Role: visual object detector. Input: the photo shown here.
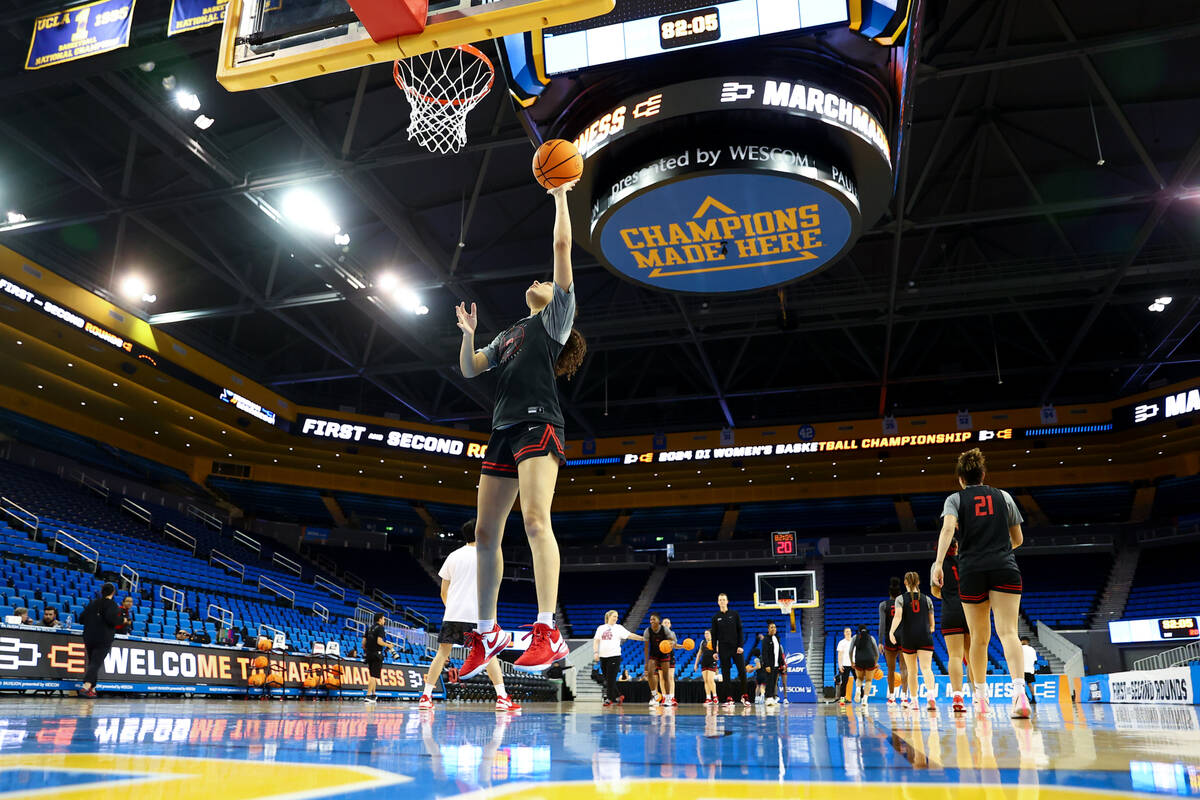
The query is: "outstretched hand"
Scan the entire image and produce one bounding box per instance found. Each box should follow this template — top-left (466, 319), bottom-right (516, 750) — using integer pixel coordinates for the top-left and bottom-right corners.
top-left (455, 302), bottom-right (478, 336)
top-left (547, 179), bottom-right (579, 198)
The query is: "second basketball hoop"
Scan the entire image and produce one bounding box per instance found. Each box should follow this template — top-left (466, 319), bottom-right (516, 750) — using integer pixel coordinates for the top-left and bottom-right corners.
top-left (394, 44), bottom-right (495, 154)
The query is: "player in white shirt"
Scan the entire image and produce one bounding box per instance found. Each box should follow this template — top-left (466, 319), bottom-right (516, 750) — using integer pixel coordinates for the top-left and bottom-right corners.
top-left (419, 520), bottom-right (520, 711)
top-left (593, 610), bottom-right (645, 706)
top-left (835, 628), bottom-right (854, 704)
top-left (1021, 637), bottom-right (1038, 707)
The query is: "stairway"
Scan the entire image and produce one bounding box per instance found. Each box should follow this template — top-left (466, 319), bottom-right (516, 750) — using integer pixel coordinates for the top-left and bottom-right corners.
top-left (1093, 545), bottom-right (1140, 626)
top-left (802, 557), bottom-right (825, 689)
top-left (1018, 615), bottom-right (1064, 673)
top-left (565, 641), bottom-right (604, 702)
top-left (624, 564), bottom-right (667, 631)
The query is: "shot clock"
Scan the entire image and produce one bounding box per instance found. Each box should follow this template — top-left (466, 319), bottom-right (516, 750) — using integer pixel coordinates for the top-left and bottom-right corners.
top-left (772, 531), bottom-right (799, 558)
top-left (659, 8), bottom-right (720, 49)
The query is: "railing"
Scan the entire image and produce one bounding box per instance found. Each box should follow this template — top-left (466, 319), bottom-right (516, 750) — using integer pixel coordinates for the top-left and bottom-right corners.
top-left (1137, 523), bottom-right (1200, 544)
top-left (206, 603), bottom-right (233, 631)
top-left (1133, 641), bottom-right (1200, 672)
top-left (1036, 621), bottom-right (1085, 688)
top-left (186, 504), bottom-right (223, 531)
top-left (120, 497), bottom-right (152, 527)
top-left (159, 584), bottom-right (184, 611)
top-left (313, 602), bottom-right (329, 622)
top-left (314, 575), bottom-right (345, 600)
top-left (209, 550), bottom-right (246, 581)
top-left (0, 497), bottom-right (39, 535)
top-left (313, 554), bottom-right (337, 574)
top-left (344, 571), bottom-right (366, 592)
top-left (344, 617), bottom-right (367, 634)
top-left (119, 564), bottom-right (140, 595)
top-left (52, 529), bottom-right (99, 573)
top-left (163, 523), bottom-right (197, 555)
top-left (371, 588), bottom-right (396, 610)
top-left (401, 606), bottom-right (428, 630)
top-left (258, 575), bottom-right (296, 607)
top-left (272, 552), bottom-right (302, 577)
top-left (233, 530), bottom-right (261, 556)
top-left (257, 623), bottom-right (284, 648)
top-left (72, 471), bottom-right (109, 499)
top-left (356, 598), bottom-right (384, 616)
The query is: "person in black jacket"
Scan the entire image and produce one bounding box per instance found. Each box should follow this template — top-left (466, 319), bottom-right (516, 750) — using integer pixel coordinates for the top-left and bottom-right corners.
top-left (711, 593), bottom-right (749, 707)
top-left (80, 583), bottom-right (122, 697)
top-left (760, 621), bottom-right (788, 706)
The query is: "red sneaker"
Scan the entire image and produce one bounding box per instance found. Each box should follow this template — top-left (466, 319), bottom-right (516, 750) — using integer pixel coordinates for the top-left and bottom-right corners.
top-left (514, 623), bottom-right (568, 673)
top-left (667, 697), bottom-right (678, 707)
top-left (603, 700), bottom-right (612, 707)
top-left (459, 627), bottom-right (511, 680)
top-left (495, 694), bottom-right (521, 711)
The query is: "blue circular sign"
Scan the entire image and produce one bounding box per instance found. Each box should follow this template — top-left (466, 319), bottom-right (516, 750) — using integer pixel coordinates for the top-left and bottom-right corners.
top-left (594, 164), bottom-right (859, 294)
top-left (797, 425), bottom-right (815, 441)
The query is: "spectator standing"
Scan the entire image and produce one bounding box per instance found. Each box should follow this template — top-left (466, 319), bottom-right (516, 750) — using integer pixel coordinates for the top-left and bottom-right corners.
top-left (761, 621), bottom-right (788, 707)
top-left (835, 627), bottom-right (853, 704)
top-left (79, 583), bottom-right (122, 698)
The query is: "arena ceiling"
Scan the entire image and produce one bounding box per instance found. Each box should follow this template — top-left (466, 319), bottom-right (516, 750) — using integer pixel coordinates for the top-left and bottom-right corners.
top-left (1, 0), bottom-right (1198, 439)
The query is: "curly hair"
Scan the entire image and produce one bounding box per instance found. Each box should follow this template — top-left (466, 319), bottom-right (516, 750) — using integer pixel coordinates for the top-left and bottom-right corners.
top-left (956, 447), bottom-right (987, 485)
top-left (554, 328), bottom-right (587, 379)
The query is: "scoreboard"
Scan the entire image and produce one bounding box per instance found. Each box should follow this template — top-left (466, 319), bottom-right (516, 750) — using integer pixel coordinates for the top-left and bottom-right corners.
top-left (772, 530), bottom-right (799, 558)
top-left (1109, 615), bottom-right (1199, 644)
top-left (542, 0), bottom-right (848, 75)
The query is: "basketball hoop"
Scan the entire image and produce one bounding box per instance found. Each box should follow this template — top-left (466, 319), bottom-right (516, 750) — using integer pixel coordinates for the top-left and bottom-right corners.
top-left (778, 598), bottom-right (795, 618)
top-left (393, 44), bottom-right (495, 154)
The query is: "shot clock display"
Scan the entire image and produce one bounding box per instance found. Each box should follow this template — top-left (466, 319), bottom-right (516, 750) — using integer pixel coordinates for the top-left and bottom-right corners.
top-left (659, 8), bottom-right (719, 49)
top-left (1109, 615), bottom-right (1199, 644)
top-left (1160, 616), bottom-right (1200, 640)
top-left (772, 530), bottom-right (798, 558)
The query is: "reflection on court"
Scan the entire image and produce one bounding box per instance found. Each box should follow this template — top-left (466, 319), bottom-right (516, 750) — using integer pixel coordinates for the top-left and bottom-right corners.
top-left (0, 699), bottom-right (1197, 799)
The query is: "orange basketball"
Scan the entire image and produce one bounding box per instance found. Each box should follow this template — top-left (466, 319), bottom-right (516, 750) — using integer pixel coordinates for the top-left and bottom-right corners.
top-left (303, 674), bottom-right (319, 689)
top-left (532, 139), bottom-right (582, 189)
top-left (873, 666), bottom-right (884, 681)
top-left (682, 638), bottom-right (695, 651)
top-left (706, 642), bottom-right (714, 651)
top-left (252, 655), bottom-right (268, 670)
top-left (248, 672), bottom-right (265, 688)
top-left (658, 639), bottom-right (674, 655)
top-left (324, 673), bottom-right (341, 689)
top-left (266, 668), bottom-right (285, 688)
top-left (257, 636), bottom-right (272, 651)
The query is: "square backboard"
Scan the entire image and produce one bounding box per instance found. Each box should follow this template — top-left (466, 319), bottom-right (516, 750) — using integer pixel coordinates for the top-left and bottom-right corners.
top-left (754, 570), bottom-right (819, 611)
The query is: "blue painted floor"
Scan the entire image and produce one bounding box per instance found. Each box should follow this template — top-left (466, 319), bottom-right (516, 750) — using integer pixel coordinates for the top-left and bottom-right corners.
top-left (1, 698), bottom-right (1198, 798)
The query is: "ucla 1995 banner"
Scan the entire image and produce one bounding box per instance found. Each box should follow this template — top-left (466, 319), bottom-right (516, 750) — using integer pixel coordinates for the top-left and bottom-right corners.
top-left (167, 0), bottom-right (228, 36)
top-left (0, 625), bottom-right (435, 697)
top-left (26, 0), bottom-right (136, 70)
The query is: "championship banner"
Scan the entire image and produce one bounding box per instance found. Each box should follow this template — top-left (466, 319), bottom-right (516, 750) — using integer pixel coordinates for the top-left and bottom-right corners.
top-left (26, 0), bottom-right (136, 71)
top-left (0, 626), bottom-right (438, 698)
top-left (1084, 666), bottom-right (1198, 705)
top-left (167, 0), bottom-right (229, 36)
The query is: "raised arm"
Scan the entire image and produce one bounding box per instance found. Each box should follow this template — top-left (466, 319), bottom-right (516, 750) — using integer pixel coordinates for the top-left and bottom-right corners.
top-left (456, 302), bottom-right (491, 378)
top-left (550, 182), bottom-right (576, 291)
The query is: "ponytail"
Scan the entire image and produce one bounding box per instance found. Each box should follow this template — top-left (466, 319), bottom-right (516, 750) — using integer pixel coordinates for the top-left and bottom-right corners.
top-left (555, 328), bottom-right (586, 379)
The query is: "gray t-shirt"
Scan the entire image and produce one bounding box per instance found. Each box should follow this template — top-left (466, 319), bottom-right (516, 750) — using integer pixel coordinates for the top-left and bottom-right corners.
top-left (942, 487), bottom-right (1024, 525)
top-left (480, 283), bottom-right (575, 370)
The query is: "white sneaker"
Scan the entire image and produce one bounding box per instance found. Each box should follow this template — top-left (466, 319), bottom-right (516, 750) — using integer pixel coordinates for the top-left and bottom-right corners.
top-left (1011, 693), bottom-right (1032, 719)
top-left (364, 695), bottom-right (377, 704)
top-left (417, 694), bottom-right (434, 711)
top-left (649, 694), bottom-right (661, 707)
top-left (765, 697), bottom-right (778, 707)
top-left (782, 698), bottom-right (789, 705)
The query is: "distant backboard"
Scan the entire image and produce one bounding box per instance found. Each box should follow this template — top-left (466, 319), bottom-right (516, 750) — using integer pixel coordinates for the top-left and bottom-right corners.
top-left (754, 570), bottom-right (819, 611)
top-left (217, 0), bottom-right (615, 91)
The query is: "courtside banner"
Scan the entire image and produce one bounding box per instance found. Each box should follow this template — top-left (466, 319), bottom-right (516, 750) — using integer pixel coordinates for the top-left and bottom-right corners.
top-left (26, 0), bottom-right (135, 71)
top-left (167, 0), bottom-right (229, 36)
top-left (854, 673), bottom-right (1067, 703)
top-left (0, 626), bottom-right (431, 696)
top-left (1096, 666), bottom-right (1198, 705)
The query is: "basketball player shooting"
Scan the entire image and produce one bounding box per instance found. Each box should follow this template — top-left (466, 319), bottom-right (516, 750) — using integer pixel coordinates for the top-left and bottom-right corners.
top-left (455, 177), bottom-right (587, 679)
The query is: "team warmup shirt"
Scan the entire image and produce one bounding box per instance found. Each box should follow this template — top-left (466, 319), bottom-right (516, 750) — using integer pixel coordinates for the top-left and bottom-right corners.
top-left (942, 485), bottom-right (1024, 574)
top-left (646, 625), bottom-right (673, 660)
top-left (711, 608), bottom-right (744, 647)
top-left (942, 550), bottom-right (961, 598)
top-left (895, 592), bottom-right (934, 650)
top-left (438, 545), bottom-right (480, 623)
top-left (700, 644), bottom-right (717, 670)
top-left (480, 283), bottom-right (576, 431)
top-left (594, 623), bottom-right (632, 659)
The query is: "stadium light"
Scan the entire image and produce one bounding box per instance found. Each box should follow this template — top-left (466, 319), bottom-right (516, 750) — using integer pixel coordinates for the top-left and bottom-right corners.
top-left (333, 232), bottom-right (350, 246)
top-left (377, 272), bottom-right (398, 291)
top-left (1148, 302), bottom-right (1166, 312)
top-left (1155, 296), bottom-right (1173, 305)
top-left (393, 287), bottom-right (421, 313)
top-left (6, 211), bottom-right (26, 224)
top-left (174, 90), bottom-right (201, 112)
top-left (281, 188), bottom-right (340, 237)
top-left (194, 114), bottom-right (215, 130)
top-left (119, 274), bottom-right (148, 301)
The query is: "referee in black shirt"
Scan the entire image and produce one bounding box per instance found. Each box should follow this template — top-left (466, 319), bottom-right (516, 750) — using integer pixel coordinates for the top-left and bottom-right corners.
top-left (711, 593), bottom-right (750, 706)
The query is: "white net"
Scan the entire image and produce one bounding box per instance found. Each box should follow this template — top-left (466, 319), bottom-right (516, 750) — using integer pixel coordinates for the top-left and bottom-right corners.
top-left (393, 45), bottom-right (495, 154)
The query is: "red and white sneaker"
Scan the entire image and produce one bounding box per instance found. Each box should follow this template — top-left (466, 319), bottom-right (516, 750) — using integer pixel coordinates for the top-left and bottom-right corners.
top-left (418, 694), bottom-right (434, 711)
top-left (459, 627), bottom-right (511, 680)
top-left (495, 694), bottom-right (521, 711)
top-left (952, 692), bottom-right (966, 713)
top-left (741, 695), bottom-right (752, 707)
top-left (1010, 693), bottom-right (1031, 719)
top-left (514, 623), bottom-right (568, 673)
top-left (975, 692), bottom-right (989, 716)
top-left (666, 697), bottom-right (678, 707)
top-left (617, 695), bottom-right (624, 705)
top-left (926, 698), bottom-right (937, 712)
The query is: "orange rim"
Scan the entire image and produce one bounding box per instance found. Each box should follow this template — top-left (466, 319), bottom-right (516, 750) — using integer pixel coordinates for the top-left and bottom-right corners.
top-left (393, 44), bottom-right (496, 107)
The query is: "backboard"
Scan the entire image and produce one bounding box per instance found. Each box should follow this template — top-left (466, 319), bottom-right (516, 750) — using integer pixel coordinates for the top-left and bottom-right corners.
top-left (753, 570), bottom-right (819, 612)
top-left (217, 0), bottom-right (615, 92)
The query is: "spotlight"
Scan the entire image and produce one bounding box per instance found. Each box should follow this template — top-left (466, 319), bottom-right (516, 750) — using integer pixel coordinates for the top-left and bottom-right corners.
top-left (118, 274), bottom-right (155, 303)
top-left (1148, 302), bottom-right (1165, 312)
top-left (333, 232), bottom-right (350, 246)
top-left (161, 74), bottom-right (177, 91)
top-left (6, 211), bottom-right (26, 224)
top-left (416, 305), bottom-right (429, 316)
top-left (377, 272), bottom-right (398, 291)
top-left (281, 188), bottom-right (340, 236)
top-left (138, 61), bottom-right (156, 72)
top-left (393, 287), bottom-right (421, 313)
top-left (174, 90), bottom-right (201, 111)
top-left (1155, 296), bottom-right (1173, 305)
top-left (194, 114), bottom-right (215, 130)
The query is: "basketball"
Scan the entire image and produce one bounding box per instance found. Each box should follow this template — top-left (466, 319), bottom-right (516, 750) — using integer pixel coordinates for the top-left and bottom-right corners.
top-left (247, 672), bottom-right (265, 688)
top-left (658, 639), bottom-right (673, 654)
top-left (252, 655), bottom-right (268, 670)
top-left (256, 636), bottom-right (271, 651)
top-left (682, 637), bottom-right (695, 651)
top-left (873, 667), bottom-right (884, 681)
top-left (266, 668), bottom-right (284, 688)
top-left (706, 642), bottom-right (714, 651)
top-left (303, 674), bottom-right (319, 689)
top-left (532, 139), bottom-right (582, 189)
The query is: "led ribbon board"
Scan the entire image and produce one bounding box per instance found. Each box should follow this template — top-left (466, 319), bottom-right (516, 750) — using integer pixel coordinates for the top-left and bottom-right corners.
top-left (1114, 384), bottom-right (1200, 428)
top-left (296, 414), bottom-right (486, 459)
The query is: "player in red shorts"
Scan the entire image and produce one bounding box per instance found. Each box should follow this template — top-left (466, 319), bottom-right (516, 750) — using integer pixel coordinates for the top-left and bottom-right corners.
top-left (644, 614), bottom-right (678, 707)
top-left (699, 629), bottom-right (718, 704)
top-left (931, 536), bottom-right (976, 713)
top-left (454, 181), bottom-right (587, 679)
top-left (878, 576), bottom-right (907, 704)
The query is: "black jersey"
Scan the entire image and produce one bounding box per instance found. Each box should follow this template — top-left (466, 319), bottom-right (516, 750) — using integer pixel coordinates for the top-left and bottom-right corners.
top-left (950, 485), bottom-right (1018, 574)
top-left (942, 550), bottom-right (961, 598)
top-left (897, 592), bottom-right (933, 650)
top-left (700, 643), bottom-right (717, 670)
top-left (481, 285), bottom-right (574, 431)
top-left (646, 625), bottom-right (672, 660)
top-left (878, 597), bottom-right (899, 645)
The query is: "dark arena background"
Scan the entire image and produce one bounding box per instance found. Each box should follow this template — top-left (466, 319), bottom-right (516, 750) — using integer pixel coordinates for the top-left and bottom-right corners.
top-left (0, 0), bottom-right (1199, 798)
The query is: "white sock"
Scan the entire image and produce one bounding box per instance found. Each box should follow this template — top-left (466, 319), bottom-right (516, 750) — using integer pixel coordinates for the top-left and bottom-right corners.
top-left (1012, 679), bottom-right (1025, 699)
top-left (478, 619), bottom-right (496, 634)
top-left (536, 612), bottom-right (554, 627)
top-left (424, 683), bottom-right (436, 696)
top-left (495, 682), bottom-right (506, 698)
top-left (974, 683), bottom-right (987, 700)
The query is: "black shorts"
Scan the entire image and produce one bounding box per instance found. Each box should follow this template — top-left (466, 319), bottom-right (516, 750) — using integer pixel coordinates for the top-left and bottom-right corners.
top-left (481, 423), bottom-right (566, 478)
top-left (366, 656), bottom-right (383, 679)
top-left (959, 568), bottom-right (1023, 604)
top-left (438, 620), bottom-right (473, 645)
top-left (649, 656), bottom-right (674, 670)
top-left (941, 595), bottom-right (967, 635)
